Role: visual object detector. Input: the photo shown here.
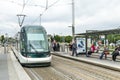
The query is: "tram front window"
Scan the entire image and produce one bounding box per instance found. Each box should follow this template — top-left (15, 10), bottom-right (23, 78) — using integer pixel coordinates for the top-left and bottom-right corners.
top-left (27, 33), bottom-right (48, 52)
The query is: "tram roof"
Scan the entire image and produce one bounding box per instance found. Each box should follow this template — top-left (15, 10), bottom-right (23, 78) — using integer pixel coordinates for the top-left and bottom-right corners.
top-left (75, 28), bottom-right (120, 36)
top-left (22, 25), bottom-right (44, 28)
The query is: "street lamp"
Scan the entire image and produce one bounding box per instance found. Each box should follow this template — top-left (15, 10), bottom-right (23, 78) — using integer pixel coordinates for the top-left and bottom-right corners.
top-left (72, 0), bottom-right (75, 39)
top-left (68, 26), bottom-right (73, 35)
top-left (4, 33), bottom-right (8, 54)
top-left (68, 25), bottom-right (75, 39)
top-left (69, 0), bottom-right (75, 40)
top-left (40, 14), bottom-right (42, 26)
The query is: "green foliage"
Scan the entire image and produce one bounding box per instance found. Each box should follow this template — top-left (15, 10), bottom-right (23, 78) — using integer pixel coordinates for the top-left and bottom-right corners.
top-left (107, 34), bottom-right (113, 43)
top-left (107, 34), bottom-right (120, 43)
top-left (65, 36), bottom-right (72, 43)
top-left (0, 35), bottom-right (5, 43)
top-left (54, 35), bottom-right (61, 42)
top-left (53, 35), bottom-right (72, 43)
top-left (8, 37), bottom-right (16, 43)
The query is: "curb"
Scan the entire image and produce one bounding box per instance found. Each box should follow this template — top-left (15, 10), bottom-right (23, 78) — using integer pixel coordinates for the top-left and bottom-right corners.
top-left (10, 51), bottom-right (31, 80)
top-left (52, 52), bottom-right (120, 72)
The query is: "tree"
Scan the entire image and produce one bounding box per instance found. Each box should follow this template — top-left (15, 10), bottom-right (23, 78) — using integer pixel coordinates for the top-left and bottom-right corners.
top-left (65, 36), bottom-right (72, 43)
top-left (107, 34), bottom-right (120, 43)
top-left (1, 35), bottom-right (5, 43)
top-left (54, 35), bottom-right (61, 42)
top-left (53, 35), bottom-right (72, 43)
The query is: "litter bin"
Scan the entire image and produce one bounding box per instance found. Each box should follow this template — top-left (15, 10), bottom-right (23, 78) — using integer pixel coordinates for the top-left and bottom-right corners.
top-left (60, 44), bottom-right (65, 52)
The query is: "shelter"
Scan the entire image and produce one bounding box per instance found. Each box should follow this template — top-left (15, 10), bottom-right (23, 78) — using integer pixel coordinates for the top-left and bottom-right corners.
top-left (75, 28), bottom-right (120, 53)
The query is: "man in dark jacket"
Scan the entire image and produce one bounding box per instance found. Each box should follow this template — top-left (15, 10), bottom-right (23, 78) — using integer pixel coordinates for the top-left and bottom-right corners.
top-left (72, 40), bottom-right (77, 56)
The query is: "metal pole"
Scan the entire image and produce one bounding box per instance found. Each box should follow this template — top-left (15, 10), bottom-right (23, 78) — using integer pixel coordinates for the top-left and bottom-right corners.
top-left (4, 33), bottom-right (8, 54)
top-left (72, 0), bottom-right (75, 40)
top-left (40, 14), bottom-right (42, 25)
top-left (4, 43), bottom-right (6, 54)
top-left (46, 0), bottom-right (48, 9)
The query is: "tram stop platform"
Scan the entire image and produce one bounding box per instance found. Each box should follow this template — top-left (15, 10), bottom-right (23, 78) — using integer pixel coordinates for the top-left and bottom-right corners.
top-left (0, 51), bottom-right (31, 80)
top-left (52, 52), bottom-right (120, 72)
top-left (0, 54), bottom-right (9, 80)
top-left (1, 49), bottom-right (120, 80)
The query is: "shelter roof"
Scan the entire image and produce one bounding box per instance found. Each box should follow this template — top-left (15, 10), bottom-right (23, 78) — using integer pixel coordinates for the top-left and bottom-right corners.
top-left (75, 28), bottom-right (120, 36)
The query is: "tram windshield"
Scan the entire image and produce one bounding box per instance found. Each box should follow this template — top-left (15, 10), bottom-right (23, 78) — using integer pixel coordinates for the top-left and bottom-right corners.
top-left (27, 33), bottom-right (48, 52)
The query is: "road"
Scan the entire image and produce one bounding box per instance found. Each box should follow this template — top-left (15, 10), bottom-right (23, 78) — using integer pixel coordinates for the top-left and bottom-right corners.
top-left (24, 55), bottom-right (120, 80)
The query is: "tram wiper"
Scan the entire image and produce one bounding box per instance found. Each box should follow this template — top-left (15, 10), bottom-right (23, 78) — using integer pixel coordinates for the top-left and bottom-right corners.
top-left (29, 43), bottom-right (39, 53)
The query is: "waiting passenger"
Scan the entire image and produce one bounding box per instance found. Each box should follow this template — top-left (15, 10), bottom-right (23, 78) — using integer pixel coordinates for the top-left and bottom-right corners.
top-left (69, 41), bottom-right (72, 51)
top-left (86, 44), bottom-right (96, 57)
top-left (52, 40), bottom-right (57, 51)
top-left (99, 45), bottom-right (109, 59)
top-left (112, 45), bottom-right (120, 61)
top-left (72, 40), bottom-right (77, 56)
top-left (56, 42), bottom-right (60, 51)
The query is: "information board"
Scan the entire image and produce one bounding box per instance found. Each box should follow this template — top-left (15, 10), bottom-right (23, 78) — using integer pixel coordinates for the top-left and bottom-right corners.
top-left (76, 37), bottom-right (86, 53)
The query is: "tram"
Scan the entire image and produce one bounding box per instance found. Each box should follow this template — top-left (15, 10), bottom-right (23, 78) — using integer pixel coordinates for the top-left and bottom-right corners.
top-left (15, 25), bottom-right (52, 66)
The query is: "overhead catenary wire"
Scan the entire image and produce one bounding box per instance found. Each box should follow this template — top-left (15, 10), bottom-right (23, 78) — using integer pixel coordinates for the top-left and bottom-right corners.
top-left (16, 0), bottom-right (30, 27)
top-left (9, 0), bottom-right (45, 8)
top-left (10, 0), bottom-right (70, 17)
top-left (17, 0), bottom-right (32, 27)
top-left (7, 0), bottom-right (31, 14)
top-left (48, 0), bottom-right (61, 8)
top-left (21, 0), bottom-right (25, 13)
top-left (8, 0), bottom-right (22, 6)
top-left (31, 0), bottom-right (61, 25)
top-left (9, 0), bottom-right (69, 25)
top-left (21, 0), bottom-right (31, 14)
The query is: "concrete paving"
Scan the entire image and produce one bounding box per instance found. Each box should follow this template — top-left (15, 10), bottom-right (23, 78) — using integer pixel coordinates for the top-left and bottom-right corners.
top-left (0, 54), bottom-right (9, 80)
top-left (52, 51), bottom-right (120, 72)
top-left (0, 46), bottom-right (31, 80)
top-left (1, 45), bottom-right (120, 80)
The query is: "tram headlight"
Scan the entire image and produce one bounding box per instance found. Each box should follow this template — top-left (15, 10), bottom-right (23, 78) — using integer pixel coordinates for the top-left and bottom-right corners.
top-left (22, 53), bottom-right (27, 57)
top-left (44, 52), bottom-right (51, 57)
top-left (47, 52), bottom-right (51, 57)
top-left (27, 55), bottom-right (32, 58)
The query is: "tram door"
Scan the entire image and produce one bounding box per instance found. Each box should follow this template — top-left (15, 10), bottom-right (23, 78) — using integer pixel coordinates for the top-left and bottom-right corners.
top-left (20, 29), bottom-right (27, 57)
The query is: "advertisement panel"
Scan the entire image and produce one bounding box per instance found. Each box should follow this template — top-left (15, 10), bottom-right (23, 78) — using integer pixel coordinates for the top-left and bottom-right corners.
top-left (76, 37), bottom-right (86, 53)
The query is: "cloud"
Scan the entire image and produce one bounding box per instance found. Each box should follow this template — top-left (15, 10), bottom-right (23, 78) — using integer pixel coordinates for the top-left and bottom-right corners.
top-left (42, 21), bottom-right (72, 35)
top-left (75, 0), bottom-right (120, 34)
top-left (1, 0), bottom-right (120, 37)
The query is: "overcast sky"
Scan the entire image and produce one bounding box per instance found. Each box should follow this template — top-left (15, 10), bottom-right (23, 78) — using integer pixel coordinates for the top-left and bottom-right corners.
top-left (0, 0), bottom-right (120, 37)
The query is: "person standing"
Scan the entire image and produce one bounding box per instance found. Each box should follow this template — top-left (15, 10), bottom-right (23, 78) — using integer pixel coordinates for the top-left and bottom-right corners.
top-left (69, 41), bottom-right (72, 51)
top-left (56, 42), bottom-right (60, 51)
top-left (72, 40), bottom-right (77, 56)
top-left (52, 40), bottom-right (56, 51)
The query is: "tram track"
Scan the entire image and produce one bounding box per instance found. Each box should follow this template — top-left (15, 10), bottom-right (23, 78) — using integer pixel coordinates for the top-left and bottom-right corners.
top-left (25, 68), bottom-right (43, 80)
top-left (52, 55), bottom-right (120, 80)
top-left (24, 65), bottom-right (73, 80)
top-left (24, 55), bottom-right (120, 80)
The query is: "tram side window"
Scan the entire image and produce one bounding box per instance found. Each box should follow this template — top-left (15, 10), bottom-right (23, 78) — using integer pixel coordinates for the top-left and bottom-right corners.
top-left (20, 34), bottom-right (25, 52)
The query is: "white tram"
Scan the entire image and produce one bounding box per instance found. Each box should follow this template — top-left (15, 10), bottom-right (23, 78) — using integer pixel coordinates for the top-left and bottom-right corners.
top-left (15, 25), bottom-right (52, 66)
